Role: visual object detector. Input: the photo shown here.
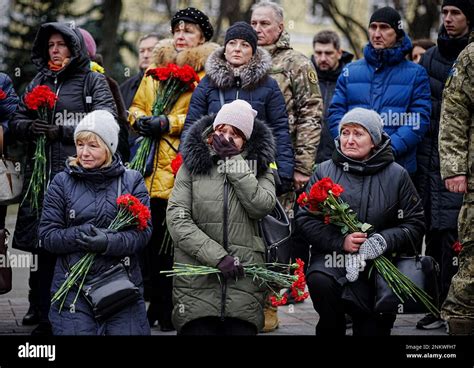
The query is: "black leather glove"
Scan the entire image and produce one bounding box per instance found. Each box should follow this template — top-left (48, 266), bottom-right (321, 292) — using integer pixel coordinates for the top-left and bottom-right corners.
top-left (276, 176), bottom-right (293, 196)
top-left (30, 119), bottom-right (60, 141)
top-left (76, 226), bottom-right (109, 253)
top-left (211, 134), bottom-right (241, 159)
top-left (217, 255), bottom-right (244, 280)
top-left (135, 115), bottom-right (169, 138)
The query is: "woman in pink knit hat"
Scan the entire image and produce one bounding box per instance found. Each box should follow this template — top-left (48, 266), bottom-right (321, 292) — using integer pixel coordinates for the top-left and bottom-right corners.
top-left (167, 100), bottom-right (277, 335)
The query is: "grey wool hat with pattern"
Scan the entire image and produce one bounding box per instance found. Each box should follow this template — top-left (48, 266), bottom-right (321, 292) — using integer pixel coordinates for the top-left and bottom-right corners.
top-left (74, 110), bottom-right (120, 154)
top-left (339, 107), bottom-right (384, 145)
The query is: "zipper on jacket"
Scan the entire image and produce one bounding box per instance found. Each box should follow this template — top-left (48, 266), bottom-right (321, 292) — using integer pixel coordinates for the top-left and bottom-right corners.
top-left (234, 74), bottom-right (241, 100)
top-left (46, 78), bottom-right (62, 188)
top-left (220, 175), bottom-right (229, 321)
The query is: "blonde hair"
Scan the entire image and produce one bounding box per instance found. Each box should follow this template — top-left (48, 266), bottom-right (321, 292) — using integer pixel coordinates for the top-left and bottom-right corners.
top-left (70, 131), bottom-right (113, 168)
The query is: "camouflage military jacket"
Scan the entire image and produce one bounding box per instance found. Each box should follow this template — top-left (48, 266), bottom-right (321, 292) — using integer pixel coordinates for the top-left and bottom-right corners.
top-left (439, 34), bottom-right (474, 191)
top-left (263, 31), bottom-right (322, 176)
top-left (439, 32), bottom-right (474, 243)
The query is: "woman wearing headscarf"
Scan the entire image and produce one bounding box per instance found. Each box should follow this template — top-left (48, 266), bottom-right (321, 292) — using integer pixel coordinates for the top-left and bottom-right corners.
top-left (10, 22), bottom-right (117, 335)
top-left (128, 7), bottom-right (218, 331)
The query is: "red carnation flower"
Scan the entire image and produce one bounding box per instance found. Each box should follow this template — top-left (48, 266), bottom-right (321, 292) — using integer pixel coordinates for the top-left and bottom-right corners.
top-left (171, 153), bottom-right (183, 176)
top-left (297, 192), bottom-right (308, 207)
top-left (452, 241), bottom-right (462, 255)
top-left (331, 184), bottom-right (344, 197)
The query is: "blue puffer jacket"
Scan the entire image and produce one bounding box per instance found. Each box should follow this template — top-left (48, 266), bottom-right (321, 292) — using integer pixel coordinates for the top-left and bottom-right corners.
top-left (183, 47), bottom-right (294, 180)
top-left (38, 157), bottom-right (152, 335)
top-left (0, 73), bottom-right (19, 135)
top-left (327, 35), bottom-right (431, 174)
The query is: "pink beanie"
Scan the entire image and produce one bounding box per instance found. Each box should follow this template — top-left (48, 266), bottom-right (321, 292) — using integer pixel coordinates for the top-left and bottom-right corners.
top-left (213, 100), bottom-right (257, 140)
top-left (79, 28), bottom-right (97, 58)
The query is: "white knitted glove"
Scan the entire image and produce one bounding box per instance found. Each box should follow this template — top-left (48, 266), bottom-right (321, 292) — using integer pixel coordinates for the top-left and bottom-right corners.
top-left (345, 254), bottom-right (366, 282)
top-left (359, 233), bottom-right (387, 260)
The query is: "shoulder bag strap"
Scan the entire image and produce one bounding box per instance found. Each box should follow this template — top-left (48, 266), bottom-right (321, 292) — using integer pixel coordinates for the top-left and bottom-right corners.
top-left (117, 174), bottom-right (122, 197)
top-left (0, 125), bottom-right (4, 157)
top-left (401, 226), bottom-right (420, 260)
top-left (219, 89), bottom-right (225, 108)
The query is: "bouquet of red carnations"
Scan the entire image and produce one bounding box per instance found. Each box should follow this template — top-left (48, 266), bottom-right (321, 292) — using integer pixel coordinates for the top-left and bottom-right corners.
top-left (162, 258), bottom-right (309, 307)
top-left (129, 64), bottom-right (200, 175)
top-left (22, 85), bottom-right (58, 215)
top-left (51, 194), bottom-right (151, 312)
top-left (298, 177), bottom-right (439, 315)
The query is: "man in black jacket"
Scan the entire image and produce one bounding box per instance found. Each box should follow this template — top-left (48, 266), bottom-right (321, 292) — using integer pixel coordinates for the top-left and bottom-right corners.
top-left (415, 0), bottom-right (472, 330)
top-left (311, 30), bottom-right (353, 163)
top-left (120, 33), bottom-right (160, 110)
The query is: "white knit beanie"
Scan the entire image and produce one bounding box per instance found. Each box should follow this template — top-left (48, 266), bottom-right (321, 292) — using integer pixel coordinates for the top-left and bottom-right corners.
top-left (213, 100), bottom-right (257, 140)
top-left (74, 110), bottom-right (120, 154)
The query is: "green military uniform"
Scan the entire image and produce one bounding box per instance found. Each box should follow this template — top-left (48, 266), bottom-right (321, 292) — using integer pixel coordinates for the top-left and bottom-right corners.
top-left (438, 32), bottom-right (474, 334)
top-left (264, 31), bottom-right (323, 214)
top-left (264, 31), bottom-right (322, 177)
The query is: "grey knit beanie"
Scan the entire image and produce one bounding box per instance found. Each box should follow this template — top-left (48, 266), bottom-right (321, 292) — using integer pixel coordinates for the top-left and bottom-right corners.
top-left (339, 108), bottom-right (384, 145)
top-left (213, 100), bottom-right (257, 139)
top-left (74, 110), bottom-right (120, 154)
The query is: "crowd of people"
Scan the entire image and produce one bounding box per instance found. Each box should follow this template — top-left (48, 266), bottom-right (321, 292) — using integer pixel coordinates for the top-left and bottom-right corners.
top-left (0, 0), bottom-right (472, 336)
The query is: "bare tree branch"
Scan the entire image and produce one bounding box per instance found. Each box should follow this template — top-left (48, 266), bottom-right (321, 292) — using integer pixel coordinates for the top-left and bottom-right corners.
top-left (100, 0), bottom-right (122, 73)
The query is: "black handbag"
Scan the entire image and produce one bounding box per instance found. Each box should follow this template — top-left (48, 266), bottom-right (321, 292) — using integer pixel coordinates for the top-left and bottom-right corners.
top-left (259, 199), bottom-right (292, 264)
top-left (374, 254), bottom-right (440, 314)
top-left (82, 263), bottom-right (141, 321)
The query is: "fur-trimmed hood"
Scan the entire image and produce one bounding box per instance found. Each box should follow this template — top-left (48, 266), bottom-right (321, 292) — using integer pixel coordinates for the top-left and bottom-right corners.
top-left (152, 39), bottom-right (219, 72)
top-left (205, 46), bottom-right (272, 90)
top-left (181, 115), bottom-right (276, 177)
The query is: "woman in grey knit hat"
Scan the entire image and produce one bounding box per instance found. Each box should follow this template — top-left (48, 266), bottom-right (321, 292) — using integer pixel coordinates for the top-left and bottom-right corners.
top-left (296, 107), bottom-right (425, 336)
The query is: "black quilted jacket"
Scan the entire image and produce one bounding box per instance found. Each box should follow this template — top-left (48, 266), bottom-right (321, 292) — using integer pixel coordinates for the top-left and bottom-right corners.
top-left (39, 157), bottom-right (152, 288)
top-left (10, 22), bottom-right (117, 251)
top-left (296, 134), bottom-right (425, 311)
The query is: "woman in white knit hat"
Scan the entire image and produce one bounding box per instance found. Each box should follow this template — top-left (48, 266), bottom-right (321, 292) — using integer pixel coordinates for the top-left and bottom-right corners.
top-left (38, 110), bottom-right (152, 335)
top-left (167, 100), bottom-right (277, 335)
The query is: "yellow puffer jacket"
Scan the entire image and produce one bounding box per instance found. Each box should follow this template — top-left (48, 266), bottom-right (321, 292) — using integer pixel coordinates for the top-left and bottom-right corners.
top-left (129, 39), bottom-right (219, 199)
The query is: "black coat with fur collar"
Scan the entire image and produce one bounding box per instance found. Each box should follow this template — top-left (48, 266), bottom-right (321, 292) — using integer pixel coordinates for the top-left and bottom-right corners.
top-left (183, 47), bottom-right (294, 180)
top-left (167, 115), bottom-right (277, 332)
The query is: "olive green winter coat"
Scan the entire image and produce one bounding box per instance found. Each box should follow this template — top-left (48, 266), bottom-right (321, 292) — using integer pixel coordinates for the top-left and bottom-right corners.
top-left (167, 115), bottom-right (277, 332)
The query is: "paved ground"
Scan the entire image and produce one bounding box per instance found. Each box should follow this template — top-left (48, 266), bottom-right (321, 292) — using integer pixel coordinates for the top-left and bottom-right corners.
top-left (0, 205), bottom-right (448, 336)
